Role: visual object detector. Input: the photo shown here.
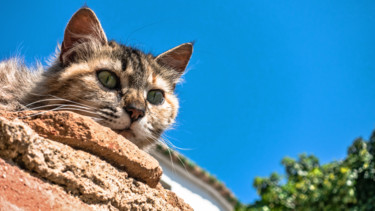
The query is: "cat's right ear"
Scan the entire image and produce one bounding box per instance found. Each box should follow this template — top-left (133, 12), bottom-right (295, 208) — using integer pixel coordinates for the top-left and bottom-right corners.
top-left (155, 43), bottom-right (193, 75)
top-left (60, 8), bottom-right (107, 64)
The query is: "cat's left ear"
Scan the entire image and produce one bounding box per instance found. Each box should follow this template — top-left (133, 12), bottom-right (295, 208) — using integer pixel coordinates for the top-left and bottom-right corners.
top-left (155, 43), bottom-right (193, 76)
top-left (60, 8), bottom-right (107, 64)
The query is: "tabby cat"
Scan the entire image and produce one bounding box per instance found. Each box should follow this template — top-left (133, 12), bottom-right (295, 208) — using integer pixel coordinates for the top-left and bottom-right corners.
top-left (0, 8), bottom-right (193, 149)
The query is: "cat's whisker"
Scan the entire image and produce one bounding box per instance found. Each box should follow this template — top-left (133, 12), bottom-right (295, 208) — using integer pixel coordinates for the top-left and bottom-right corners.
top-left (25, 103), bottom-right (100, 118)
top-left (152, 134), bottom-right (191, 175)
top-left (22, 102), bottom-right (98, 117)
top-left (164, 142), bottom-right (177, 175)
top-left (146, 133), bottom-right (175, 171)
top-left (26, 93), bottom-right (92, 108)
top-left (19, 105), bottom-right (67, 118)
top-left (24, 98), bottom-right (61, 108)
top-left (159, 136), bottom-right (191, 175)
top-left (52, 107), bottom-right (100, 117)
top-left (25, 97), bottom-right (96, 110)
top-left (26, 103), bottom-right (94, 112)
top-left (148, 135), bottom-right (178, 174)
top-left (23, 98), bottom-right (86, 109)
top-left (144, 136), bottom-right (157, 147)
top-left (46, 95), bottom-right (97, 109)
top-left (158, 136), bottom-right (177, 151)
top-left (20, 106), bottom-right (104, 127)
top-left (23, 107), bottom-right (104, 123)
top-left (161, 134), bottom-right (192, 151)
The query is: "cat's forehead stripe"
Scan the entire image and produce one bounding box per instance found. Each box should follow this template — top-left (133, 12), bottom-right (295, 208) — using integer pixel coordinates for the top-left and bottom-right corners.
top-left (111, 44), bottom-right (174, 91)
top-left (121, 56), bottom-right (127, 71)
top-left (119, 46), bottom-right (130, 72)
top-left (128, 49), bottom-right (148, 89)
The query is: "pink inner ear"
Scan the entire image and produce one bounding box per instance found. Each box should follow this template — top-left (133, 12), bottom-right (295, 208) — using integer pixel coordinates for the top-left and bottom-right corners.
top-left (156, 43), bottom-right (193, 73)
top-left (60, 8), bottom-right (107, 63)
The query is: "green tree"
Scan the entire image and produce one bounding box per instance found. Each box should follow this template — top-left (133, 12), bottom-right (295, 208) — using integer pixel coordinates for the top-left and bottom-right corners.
top-left (237, 132), bottom-right (375, 211)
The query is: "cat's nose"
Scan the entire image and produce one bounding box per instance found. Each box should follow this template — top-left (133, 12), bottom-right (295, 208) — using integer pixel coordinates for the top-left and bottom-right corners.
top-left (124, 105), bottom-right (145, 122)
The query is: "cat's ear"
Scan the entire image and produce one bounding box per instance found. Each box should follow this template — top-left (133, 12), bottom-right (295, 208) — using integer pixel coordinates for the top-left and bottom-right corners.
top-left (60, 8), bottom-right (107, 64)
top-left (155, 43), bottom-right (193, 74)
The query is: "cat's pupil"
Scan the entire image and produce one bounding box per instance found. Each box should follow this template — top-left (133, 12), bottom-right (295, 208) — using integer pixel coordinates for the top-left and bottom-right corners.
top-left (97, 70), bottom-right (118, 89)
top-left (147, 90), bottom-right (164, 105)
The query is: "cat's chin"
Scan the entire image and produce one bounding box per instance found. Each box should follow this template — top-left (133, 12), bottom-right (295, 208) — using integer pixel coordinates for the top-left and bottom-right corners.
top-left (114, 128), bottom-right (152, 149)
top-left (115, 129), bottom-right (136, 140)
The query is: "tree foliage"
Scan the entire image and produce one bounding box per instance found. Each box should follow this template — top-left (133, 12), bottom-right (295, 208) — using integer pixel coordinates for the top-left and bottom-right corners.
top-left (236, 132), bottom-right (375, 211)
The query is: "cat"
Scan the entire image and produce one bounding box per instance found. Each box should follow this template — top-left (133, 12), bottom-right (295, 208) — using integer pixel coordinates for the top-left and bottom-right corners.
top-left (0, 8), bottom-right (193, 149)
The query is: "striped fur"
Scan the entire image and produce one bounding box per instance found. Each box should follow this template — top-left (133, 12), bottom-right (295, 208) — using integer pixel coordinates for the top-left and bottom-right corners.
top-left (0, 8), bottom-right (192, 149)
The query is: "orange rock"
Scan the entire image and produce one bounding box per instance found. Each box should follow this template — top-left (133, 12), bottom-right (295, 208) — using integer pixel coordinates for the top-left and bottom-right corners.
top-left (0, 111), bottom-right (192, 210)
top-left (0, 110), bottom-right (161, 188)
top-left (0, 158), bottom-right (98, 211)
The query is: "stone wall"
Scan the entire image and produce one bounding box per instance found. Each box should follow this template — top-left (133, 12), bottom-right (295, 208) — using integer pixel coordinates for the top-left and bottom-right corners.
top-left (0, 111), bottom-right (192, 211)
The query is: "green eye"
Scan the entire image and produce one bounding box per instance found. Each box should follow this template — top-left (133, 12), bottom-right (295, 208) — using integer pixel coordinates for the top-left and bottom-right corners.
top-left (97, 70), bottom-right (118, 89)
top-left (147, 90), bottom-right (164, 105)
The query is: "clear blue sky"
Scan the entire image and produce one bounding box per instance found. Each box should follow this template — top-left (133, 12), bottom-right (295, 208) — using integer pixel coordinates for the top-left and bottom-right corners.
top-left (1, 0), bottom-right (375, 204)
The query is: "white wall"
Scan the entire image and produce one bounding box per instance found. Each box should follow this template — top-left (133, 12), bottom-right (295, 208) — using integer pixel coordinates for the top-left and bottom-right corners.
top-left (152, 152), bottom-right (233, 211)
top-left (161, 168), bottom-right (221, 211)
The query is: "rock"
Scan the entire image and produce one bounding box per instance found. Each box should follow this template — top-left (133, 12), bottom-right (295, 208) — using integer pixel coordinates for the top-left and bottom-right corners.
top-left (0, 111), bottom-right (192, 211)
top-left (0, 110), bottom-right (161, 188)
top-left (0, 158), bottom-right (101, 211)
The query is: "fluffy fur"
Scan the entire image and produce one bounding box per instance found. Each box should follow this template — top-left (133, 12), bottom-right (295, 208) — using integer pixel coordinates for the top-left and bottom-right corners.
top-left (0, 8), bottom-right (192, 149)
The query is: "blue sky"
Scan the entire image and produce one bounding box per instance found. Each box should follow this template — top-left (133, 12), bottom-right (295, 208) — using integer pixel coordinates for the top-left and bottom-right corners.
top-left (1, 0), bottom-right (375, 204)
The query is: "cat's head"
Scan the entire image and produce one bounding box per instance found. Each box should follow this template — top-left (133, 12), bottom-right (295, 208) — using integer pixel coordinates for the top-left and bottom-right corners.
top-left (40, 8), bottom-right (192, 148)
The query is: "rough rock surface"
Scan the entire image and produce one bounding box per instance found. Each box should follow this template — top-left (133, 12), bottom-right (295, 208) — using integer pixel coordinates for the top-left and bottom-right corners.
top-left (0, 158), bottom-right (101, 211)
top-left (0, 110), bottom-right (161, 188)
top-left (0, 111), bottom-right (192, 211)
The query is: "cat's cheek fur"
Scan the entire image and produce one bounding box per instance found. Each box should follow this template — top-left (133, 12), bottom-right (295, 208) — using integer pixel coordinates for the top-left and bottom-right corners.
top-left (131, 117), bottom-right (153, 139)
top-left (152, 94), bottom-right (179, 130)
top-left (59, 63), bottom-right (91, 80)
top-left (164, 94), bottom-right (179, 121)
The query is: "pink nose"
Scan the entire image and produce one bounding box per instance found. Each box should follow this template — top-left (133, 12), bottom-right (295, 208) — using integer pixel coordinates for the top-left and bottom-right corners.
top-left (124, 106), bottom-right (145, 122)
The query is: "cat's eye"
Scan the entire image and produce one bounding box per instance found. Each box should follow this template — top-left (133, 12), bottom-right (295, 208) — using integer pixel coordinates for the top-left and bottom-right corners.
top-left (97, 70), bottom-right (119, 89)
top-left (147, 90), bottom-right (164, 105)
